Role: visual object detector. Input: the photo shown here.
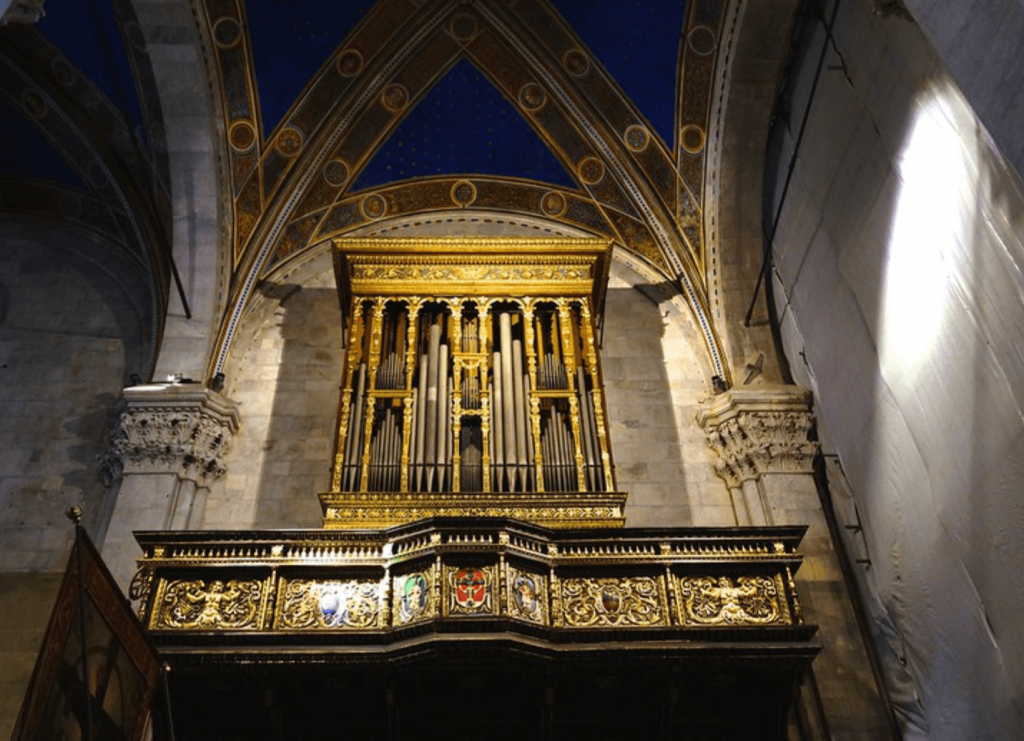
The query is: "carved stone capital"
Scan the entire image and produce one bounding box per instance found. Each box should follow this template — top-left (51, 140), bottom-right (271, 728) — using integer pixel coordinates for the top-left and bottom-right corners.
top-left (696, 386), bottom-right (819, 487)
top-left (0, 0), bottom-right (46, 25)
top-left (102, 383), bottom-right (241, 484)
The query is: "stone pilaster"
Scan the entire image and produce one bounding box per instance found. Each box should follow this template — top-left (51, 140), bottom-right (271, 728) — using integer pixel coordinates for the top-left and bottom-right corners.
top-left (699, 386), bottom-right (894, 740)
top-left (101, 382), bottom-right (240, 591)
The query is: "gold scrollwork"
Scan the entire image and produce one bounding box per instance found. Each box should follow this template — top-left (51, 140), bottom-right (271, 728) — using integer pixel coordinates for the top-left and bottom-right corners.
top-left (677, 575), bottom-right (791, 626)
top-left (506, 566), bottom-right (546, 624)
top-left (276, 579), bottom-right (382, 630)
top-left (322, 497), bottom-right (626, 530)
top-left (560, 576), bottom-right (665, 627)
top-left (152, 579), bottom-right (263, 631)
top-left (129, 569), bottom-right (152, 618)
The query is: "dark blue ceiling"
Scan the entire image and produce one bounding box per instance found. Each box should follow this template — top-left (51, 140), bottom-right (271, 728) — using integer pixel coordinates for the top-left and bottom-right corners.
top-left (247, 0), bottom-right (687, 146)
top-left (351, 58), bottom-right (577, 192)
top-left (0, 98), bottom-right (85, 189)
top-left (35, 0), bottom-right (144, 131)
top-left (553, 0), bottom-right (686, 145)
top-left (1, 0), bottom-right (140, 188)
top-left (2, 0), bottom-right (687, 194)
top-left (247, 0), bottom-right (373, 136)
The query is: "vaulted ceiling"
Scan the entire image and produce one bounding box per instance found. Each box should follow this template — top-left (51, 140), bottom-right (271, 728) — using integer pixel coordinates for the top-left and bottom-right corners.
top-left (1, 0), bottom-right (768, 384)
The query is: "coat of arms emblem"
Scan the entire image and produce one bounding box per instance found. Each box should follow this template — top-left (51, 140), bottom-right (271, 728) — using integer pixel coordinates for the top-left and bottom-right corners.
top-left (448, 566), bottom-right (492, 614)
top-left (601, 586), bottom-right (621, 614)
top-left (455, 568), bottom-right (487, 608)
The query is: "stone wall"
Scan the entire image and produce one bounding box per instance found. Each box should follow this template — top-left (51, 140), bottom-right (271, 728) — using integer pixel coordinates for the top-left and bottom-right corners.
top-left (208, 262), bottom-right (341, 529)
top-left (0, 218), bottom-right (147, 571)
top-left (0, 217), bottom-right (148, 736)
top-left (603, 262), bottom-right (735, 526)
top-left (135, 0), bottom-right (230, 382)
top-left (904, 0), bottom-right (1024, 183)
top-left (766, 0), bottom-right (1024, 737)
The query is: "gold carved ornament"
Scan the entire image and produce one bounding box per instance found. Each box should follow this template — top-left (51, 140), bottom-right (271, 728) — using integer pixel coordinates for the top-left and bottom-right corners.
top-left (275, 579), bottom-right (383, 630)
top-left (322, 496), bottom-right (625, 528)
top-left (350, 263), bottom-right (591, 284)
top-left (677, 575), bottom-right (792, 626)
top-left (129, 566), bottom-right (154, 621)
top-left (151, 579), bottom-right (264, 631)
top-left (559, 576), bottom-right (666, 627)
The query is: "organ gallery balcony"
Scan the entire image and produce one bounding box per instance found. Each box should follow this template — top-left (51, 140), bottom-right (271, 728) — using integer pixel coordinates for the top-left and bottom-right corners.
top-left (131, 519), bottom-right (818, 740)
top-left (125, 238), bottom-right (819, 739)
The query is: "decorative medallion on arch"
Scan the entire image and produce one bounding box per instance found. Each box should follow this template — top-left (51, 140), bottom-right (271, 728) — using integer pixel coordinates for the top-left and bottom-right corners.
top-left (204, 0), bottom-right (731, 387)
top-left (276, 177), bottom-right (622, 264)
top-left (320, 237), bottom-right (626, 529)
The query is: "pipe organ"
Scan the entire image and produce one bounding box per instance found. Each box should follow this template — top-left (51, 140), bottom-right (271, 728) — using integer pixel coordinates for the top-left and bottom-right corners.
top-left (320, 238), bottom-right (627, 529)
top-left (134, 239), bottom-right (818, 741)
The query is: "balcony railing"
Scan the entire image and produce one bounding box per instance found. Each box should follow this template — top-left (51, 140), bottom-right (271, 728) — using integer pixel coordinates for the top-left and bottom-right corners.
top-left (131, 519), bottom-right (817, 651)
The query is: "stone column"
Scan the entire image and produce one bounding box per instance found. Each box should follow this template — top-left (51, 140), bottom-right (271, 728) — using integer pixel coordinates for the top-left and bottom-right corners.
top-left (698, 386), bottom-right (819, 526)
top-left (101, 382), bottom-right (240, 592)
top-left (698, 386), bottom-right (895, 741)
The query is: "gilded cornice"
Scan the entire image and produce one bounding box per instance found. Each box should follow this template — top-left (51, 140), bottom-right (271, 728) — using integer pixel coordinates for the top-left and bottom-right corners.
top-left (320, 490), bottom-right (628, 531)
top-left (333, 236), bottom-right (613, 310)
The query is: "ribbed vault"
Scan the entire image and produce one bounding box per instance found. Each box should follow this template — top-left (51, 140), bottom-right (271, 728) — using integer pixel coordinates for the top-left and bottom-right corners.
top-left (201, 0), bottom-right (733, 384)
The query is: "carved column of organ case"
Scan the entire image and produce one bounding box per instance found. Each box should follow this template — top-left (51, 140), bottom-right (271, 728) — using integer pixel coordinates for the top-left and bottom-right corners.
top-left (320, 238), bottom-right (628, 529)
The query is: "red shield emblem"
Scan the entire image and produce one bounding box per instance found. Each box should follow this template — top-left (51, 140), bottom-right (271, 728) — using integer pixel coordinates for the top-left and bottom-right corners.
top-left (455, 568), bottom-right (487, 608)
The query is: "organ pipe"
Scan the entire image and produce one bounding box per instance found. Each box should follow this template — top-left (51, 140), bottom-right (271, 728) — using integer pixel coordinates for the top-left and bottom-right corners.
top-left (581, 367), bottom-right (603, 491)
top-left (423, 323), bottom-right (441, 474)
top-left (342, 363), bottom-right (367, 491)
top-left (432, 344), bottom-right (450, 491)
top-left (413, 351), bottom-right (428, 490)
top-left (333, 298), bottom-right (612, 495)
top-left (499, 313), bottom-right (517, 489)
top-left (512, 339), bottom-right (528, 476)
top-left (491, 350), bottom-right (504, 487)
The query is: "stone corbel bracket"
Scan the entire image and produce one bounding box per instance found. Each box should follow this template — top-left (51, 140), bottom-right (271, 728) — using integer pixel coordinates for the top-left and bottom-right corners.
top-left (104, 383), bottom-right (241, 483)
top-left (697, 386), bottom-right (819, 488)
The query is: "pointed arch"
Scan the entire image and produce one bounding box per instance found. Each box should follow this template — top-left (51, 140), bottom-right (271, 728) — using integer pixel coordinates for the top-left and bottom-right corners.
top-left (207, 0), bottom-right (728, 383)
top-left (0, 25), bottom-right (170, 374)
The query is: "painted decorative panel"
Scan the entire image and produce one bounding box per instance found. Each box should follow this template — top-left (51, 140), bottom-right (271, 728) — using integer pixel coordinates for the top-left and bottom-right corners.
top-left (445, 564), bottom-right (497, 616)
top-left (507, 565), bottom-right (546, 624)
top-left (393, 570), bottom-right (436, 625)
top-left (275, 578), bottom-right (384, 630)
